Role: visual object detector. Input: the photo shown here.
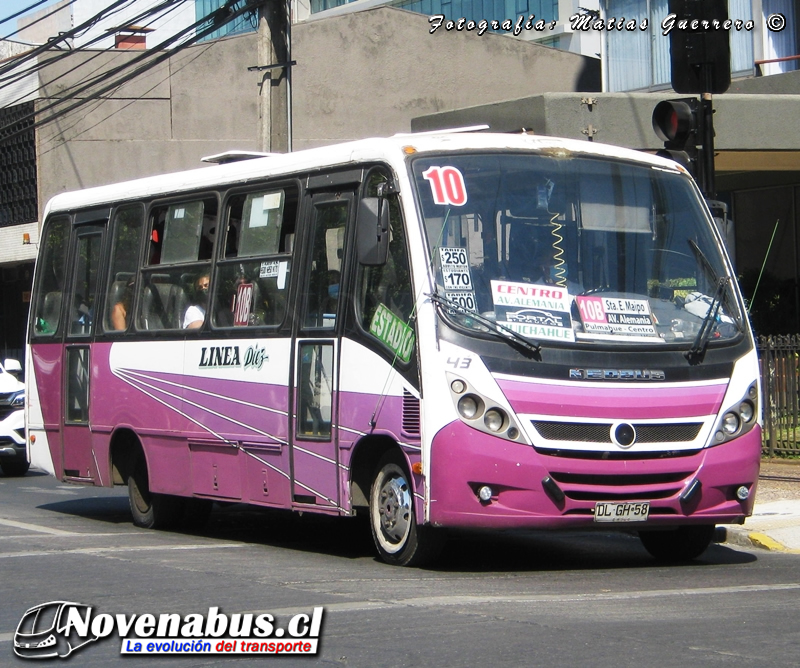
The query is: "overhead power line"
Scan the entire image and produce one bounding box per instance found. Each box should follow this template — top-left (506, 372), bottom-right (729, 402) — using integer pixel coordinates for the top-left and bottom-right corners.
top-left (0, 0), bottom-right (188, 108)
top-left (0, 0), bottom-right (136, 79)
top-left (0, 0), bottom-right (265, 145)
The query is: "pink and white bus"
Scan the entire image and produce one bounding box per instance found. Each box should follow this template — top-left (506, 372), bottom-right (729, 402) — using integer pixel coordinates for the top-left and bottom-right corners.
top-left (26, 132), bottom-right (761, 565)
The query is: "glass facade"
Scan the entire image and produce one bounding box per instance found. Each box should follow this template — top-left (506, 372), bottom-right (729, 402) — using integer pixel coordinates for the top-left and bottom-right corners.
top-left (761, 0), bottom-right (798, 74)
top-left (604, 0), bottom-right (756, 92)
top-left (310, 0), bottom-right (558, 28)
top-left (196, 0), bottom-right (259, 42)
top-left (0, 102), bottom-right (37, 227)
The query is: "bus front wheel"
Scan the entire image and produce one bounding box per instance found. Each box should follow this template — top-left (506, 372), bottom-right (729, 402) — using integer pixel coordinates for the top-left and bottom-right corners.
top-left (639, 525), bottom-right (715, 562)
top-left (369, 453), bottom-right (442, 567)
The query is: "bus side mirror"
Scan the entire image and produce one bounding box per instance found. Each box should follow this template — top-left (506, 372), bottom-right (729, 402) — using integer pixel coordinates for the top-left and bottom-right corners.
top-left (357, 197), bottom-right (390, 266)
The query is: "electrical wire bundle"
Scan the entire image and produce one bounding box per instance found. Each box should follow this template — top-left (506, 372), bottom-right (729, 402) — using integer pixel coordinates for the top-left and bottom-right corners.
top-left (0, 0), bottom-right (264, 146)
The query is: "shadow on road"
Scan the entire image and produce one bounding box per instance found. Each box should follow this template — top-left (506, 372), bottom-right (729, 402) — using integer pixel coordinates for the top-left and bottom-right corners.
top-left (36, 492), bottom-right (758, 572)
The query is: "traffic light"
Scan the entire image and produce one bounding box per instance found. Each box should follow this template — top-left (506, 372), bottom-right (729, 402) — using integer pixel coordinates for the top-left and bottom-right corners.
top-left (652, 97), bottom-right (702, 180)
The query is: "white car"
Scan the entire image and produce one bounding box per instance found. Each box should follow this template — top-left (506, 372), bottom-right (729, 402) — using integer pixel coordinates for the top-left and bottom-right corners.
top-left (0, 358), bottom-right (27, 477)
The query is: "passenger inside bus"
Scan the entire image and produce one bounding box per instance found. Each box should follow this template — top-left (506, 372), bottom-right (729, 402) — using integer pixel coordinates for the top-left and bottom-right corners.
top-left (183, 273), bottom-right (210, 329)
top-left (324, 270), bottom-right (340, 315)
top-left (109, 276), bottom-right (135, 331)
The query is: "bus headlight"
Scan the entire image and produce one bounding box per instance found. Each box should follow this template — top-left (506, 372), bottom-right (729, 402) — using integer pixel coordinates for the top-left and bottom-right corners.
top-left (484, 408), bottom-right (506, 432)
top-left (710, 383), bottom-right (759, 446)
top-left (447, 374), bottom-right (525, 444)
top-left (457, 395), bottom-right (482, 419)
top-left (722, 412), bottom-right (740, 435)
top-left (451, 379), bottom-right (467, 394)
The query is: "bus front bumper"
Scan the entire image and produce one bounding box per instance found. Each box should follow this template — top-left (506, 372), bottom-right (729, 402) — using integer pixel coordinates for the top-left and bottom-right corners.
top-left (428, 420), bottom-right (761, 530)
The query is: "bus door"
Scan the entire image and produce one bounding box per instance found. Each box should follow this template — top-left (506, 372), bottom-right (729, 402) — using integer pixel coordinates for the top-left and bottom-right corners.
top-left (61, 214), bottom-right (107, 481)
top-left (291, 190), bottom-right (353, 511)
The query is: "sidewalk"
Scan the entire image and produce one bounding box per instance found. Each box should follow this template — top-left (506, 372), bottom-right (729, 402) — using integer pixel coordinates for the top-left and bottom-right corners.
top-left (720, 459), bottom-right (800, 553)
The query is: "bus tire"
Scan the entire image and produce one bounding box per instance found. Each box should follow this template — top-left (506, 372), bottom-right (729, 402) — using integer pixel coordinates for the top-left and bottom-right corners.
top-left (127, 461), bottom-right (184, 530)
top-left (639, 525), bottom-right (715, 562)
top-left (0, 461), bottom-right (30, 477)
top-left (369, 453), bottom-right (443, 567)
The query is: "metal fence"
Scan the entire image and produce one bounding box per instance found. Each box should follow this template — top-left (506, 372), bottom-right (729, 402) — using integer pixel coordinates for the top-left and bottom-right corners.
top-left (758, 335), bottom-right (800, 456)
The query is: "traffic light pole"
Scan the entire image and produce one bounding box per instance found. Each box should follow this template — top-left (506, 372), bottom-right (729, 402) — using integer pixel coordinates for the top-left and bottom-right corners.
top-left (700, 73), bottom-right (716, 198)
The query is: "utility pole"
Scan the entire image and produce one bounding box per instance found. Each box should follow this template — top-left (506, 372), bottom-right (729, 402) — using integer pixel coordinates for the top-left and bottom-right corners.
top-left (256, 0), bottom-right (291, 152)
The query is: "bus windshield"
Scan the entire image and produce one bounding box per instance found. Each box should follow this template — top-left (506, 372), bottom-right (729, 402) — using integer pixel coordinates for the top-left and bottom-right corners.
top-left (412, 152), bottom-right (743, 348)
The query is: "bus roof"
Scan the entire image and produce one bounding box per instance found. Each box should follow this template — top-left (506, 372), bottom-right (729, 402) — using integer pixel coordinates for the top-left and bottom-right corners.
top-left (43, 132), bottom-right (685, 216)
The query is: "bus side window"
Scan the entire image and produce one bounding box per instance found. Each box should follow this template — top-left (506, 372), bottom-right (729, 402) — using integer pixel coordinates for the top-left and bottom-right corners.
top-left (104, 205), bottom-right (143, 333)
top-left (32, 216), bottom-right (70, 337)
top-left (68, 230), bottom-right (103, 337)
top-left (212, 187), bottom-right (297, 329)
top-left (302, 201), bottom-right (347, 330)
top-left (138, 197), bottom-right (217, 332)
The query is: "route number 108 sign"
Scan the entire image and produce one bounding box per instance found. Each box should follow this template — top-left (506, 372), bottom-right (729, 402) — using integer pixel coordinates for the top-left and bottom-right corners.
top-left (422, 166), bottom-right (468, 206)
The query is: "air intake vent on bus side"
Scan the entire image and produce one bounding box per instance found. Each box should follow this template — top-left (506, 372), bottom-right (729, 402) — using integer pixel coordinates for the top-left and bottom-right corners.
top-left (402, 389), bottom-right (420, 436)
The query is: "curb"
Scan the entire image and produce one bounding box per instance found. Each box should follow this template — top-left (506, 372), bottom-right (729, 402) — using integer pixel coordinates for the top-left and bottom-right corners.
top-left (720, 526), bottom-right (798, 553)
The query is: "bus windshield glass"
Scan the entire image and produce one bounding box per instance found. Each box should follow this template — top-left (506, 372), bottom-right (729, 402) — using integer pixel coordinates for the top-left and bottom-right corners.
top-left (412, 152), bottom-right (743, 347)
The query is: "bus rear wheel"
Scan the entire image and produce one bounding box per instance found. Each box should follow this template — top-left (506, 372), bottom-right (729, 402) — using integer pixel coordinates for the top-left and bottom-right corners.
top-left (127, 461), bottom-right (184, 530)
top-left (639, 525), bottom-right (715, 562)
top-left (369, 453), bottom-right (442, 567)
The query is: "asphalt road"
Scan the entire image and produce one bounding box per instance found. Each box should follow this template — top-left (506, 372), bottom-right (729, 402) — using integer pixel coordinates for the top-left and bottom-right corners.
top-left (2, 470), bottom-right (800, 667)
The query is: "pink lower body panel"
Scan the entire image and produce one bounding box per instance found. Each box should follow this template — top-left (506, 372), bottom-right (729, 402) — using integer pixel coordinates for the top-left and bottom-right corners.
top-left (428, 420), bottom-right (761, 529)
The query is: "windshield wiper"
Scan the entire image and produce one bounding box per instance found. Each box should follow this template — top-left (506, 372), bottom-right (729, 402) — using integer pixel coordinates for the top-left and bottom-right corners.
top-left (427, 292), bottom-right (541, 356)
top-left (685, 276), bottom-right (729, 364)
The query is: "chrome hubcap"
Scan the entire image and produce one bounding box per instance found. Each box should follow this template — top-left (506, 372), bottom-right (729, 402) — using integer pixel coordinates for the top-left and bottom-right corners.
top-left (378, 474), bottom-right (411, 544)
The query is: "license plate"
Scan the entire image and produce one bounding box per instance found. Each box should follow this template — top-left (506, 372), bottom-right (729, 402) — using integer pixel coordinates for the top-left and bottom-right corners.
top-left (594, 501), bottom-right (650, 523)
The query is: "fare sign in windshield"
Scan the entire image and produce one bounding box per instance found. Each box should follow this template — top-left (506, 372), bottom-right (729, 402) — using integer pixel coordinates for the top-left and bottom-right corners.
top-left (491, 281), bottom-right (575, 343)
top-left (576, 296), bottom-right (659, 339)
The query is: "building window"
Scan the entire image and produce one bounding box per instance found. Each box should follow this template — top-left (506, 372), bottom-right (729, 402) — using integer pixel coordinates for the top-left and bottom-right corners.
top-left (733, 184), bottom-right (800, 334)
top-left (309, 0), bottom-right (558, 27)
top-left (0, 102), bottom-right (37, 227)
top-left (196, 0), bottom-right (259, 42)
top-left (604, 0), bottom-right (754, 92)
top-left (761, 0), bottom-right (798, 74)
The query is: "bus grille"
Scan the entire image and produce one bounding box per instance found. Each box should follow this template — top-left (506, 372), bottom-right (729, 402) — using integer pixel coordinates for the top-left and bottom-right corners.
top-left (548, 471), bottom-right (691, 502)
top-left (532, 420), bottom-right (702, 444)
top-left (549, 471), bottom-right (691, 486)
